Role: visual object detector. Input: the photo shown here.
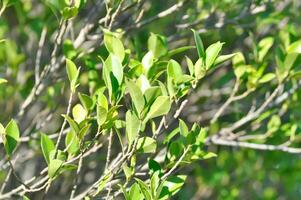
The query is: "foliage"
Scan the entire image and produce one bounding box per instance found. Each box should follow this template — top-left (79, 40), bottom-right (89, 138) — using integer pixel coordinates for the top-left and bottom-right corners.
top-left (1, 0), bottom-right (301, 199)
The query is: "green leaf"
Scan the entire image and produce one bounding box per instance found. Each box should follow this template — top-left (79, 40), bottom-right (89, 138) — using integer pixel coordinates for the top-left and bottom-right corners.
top-left (151, 171), bottom-right (160, 198)
top-left (284, 53), bottom-right (298, 71)
top-left (97, 106), bottom-right (107, 126)
top-left (185, 56), bottom-right (194, 76)
top-left (214, 53), bottom-right (236, 66)
top-left (258, 37), bottom-right (274, 62)
top-left (232, 53), bottom-right (247, 78)
top-left (258, 73), bottom-right (275, 84)
top-left (23, 195), bottom-right (30, 200)
top-left (158, 175), bottom-right (187, 200)
top-left (62, 6), bottom-right (78, 19)
top-left (62, 115), bottom-right (80, 133)
top-left (144, 86), bottom-right (161, 106)
top-left (40, 133), bottom-right (55, 164)
top-left (103, 30), bottom-right (125, 62)
top-left (137, 75), bottom-right (150, 93)
top-left (148, 33), bottom-right (168, 58)
top-left (205, 41), bottom-right (224, 70)
top-left (65, 130), bottom-right (80, 156)
top-left (126, 80), bottom-right (145, 115)
top-left (135, 178), bottom-right (152, 200)
top-left (72, 104), bottom-right (87, 124)
top-left (126, 110), bottom-right (140, 146)
top-left (137, 137), bottom-right (157, 153)
top-left (148, 159), bottom-right (161, 173)
top-left (142, 51), bottom-right (154, 74)
top-left (97, 92), bottom-right (108, 111)
top-left (48, 159), bottom-right (64, 178)
top-left (203, 152), bottom-right (217, 159)
top-left (78, 124), bottom-right (91, 140)
top-left (287, 40), bottom-right (301, 54)
top-left (167, 60), bottom-right (183, 83)
top-left (0, 78), bottom-right (7, 85)
top-left (166, 46), bottom-right (195, 58)
top-left (129, 183), bottom-right (144, 200)
top-left (66, 58), bottom-right (79, 92)
top-left (78, 93), bottom-right (93, 111)
top-left (105, 54), bottom-right (124, 86)
top-left (192, 29), bottom-right (205, 59)
top-left (4, 119), bottom-right (20, 156)
top-left (179, 119), bottom-right (189, 137)
top-left (144, 96), bottom-right (171, 122)
top-left (66, 58), bottom-right (77, 83)
top-left (194, 58), bottom-right (206, 80)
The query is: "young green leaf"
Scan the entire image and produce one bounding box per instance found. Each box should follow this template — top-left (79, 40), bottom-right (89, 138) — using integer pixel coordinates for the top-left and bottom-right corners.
top-left (205, 41), bottom-right (224, 70)
top-left (166, 46), bottom-right (195, 58)
top-left (0, 78), bottom-right (7, 85)
top-left (185, 56), bottom-right (194, 76)
top-left (213, 53), bottom-right (236, 66)
top-left (78, 93), bottom-right (93, 111)
top-left (258, 73), bottom-right (276, 84)
top-left (179, 119), bottom-right (189, 137)
top-left (66, 58), bottom-right (78, 84)
top-left (126, 80), bottom-right (145, 115)
top-left (192, 29), bottom-right (205, 59)
top-left (194, 58), bottom-right (206, 80)
top-left (129, 183), bottom-right (144, 200)
top-left (72, 104), bottom-right (87, 124)
top-left (103, 30), bottom-right (125, 62)
top-left (136, 137), bottom-right (157, 153)
top-left (144, 96), bottom-right (171, 122)
top-left (61, 115), bottom-right (80, 133)
top-left (287, 40), bottom-right (301, 54)
top-left (65, 130), bottom-right (80, 156)
top-left (144, 86), bottom-right (161, 106)
top-left (142, 51), bottom-right (154, 74)
top-left (150, 171), bottom-right (160, 198)
top-left (148, 33), bottom-right (167, 58)
top-left (97, 106), bottom-right (107, 126)
top-left (66, 58), bottom-right (79, 92)
top-left (40, 133), bottom-right (55, 164)
top-left (137, 74), bottom-right (151, 94)
top-left (258, 37), bottom-right (274, 62)
top-left (135, 178), bottom-right (152, 200)
top-left (158, 175), bottom-right (187, 200)
top-left (62, 6), bottom-right (78, 19)
top-left (167, 59), bottom-right (183, 83)
top-left (106, 54), bottom-right (124, 86)
top-left (48, 159), bottom-right (64, 178)
top-left (4, 119), bottom-right (20, 156)
top-left (126, 110), bottom-right (140, 146)
top-left (97, 92), bottom-right (108, 111)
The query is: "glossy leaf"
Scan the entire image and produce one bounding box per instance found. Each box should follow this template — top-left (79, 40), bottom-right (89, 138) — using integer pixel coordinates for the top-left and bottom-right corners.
top-left (192, 29), bottom-right (205, 59)
top-left (65, 130), bottom-right (80, 156)
top-left (148, 33), bottom-right (167, 58)
top-left (137, 137), bottom-right (157, 153)
top-left (41, 133), bottom-right (55, 164)
top-left (126, 110), bottom-right (140, 146)
top-left (159, 175), bottom-right (187, 200)
top-left (126, 80), bottom-right (145, 115)
top-left (72, 104), bottom-right (87, 123)
top-left (144, 96), bottom-right (171, 122)
top-left (103, 30), bottom-right (125, 62)
top-left (48, 159), bottom-right (63, 178)
top-left (205, 41), bottom-right (224, 70)
top-left (4, 119), bottom-right (20, 156)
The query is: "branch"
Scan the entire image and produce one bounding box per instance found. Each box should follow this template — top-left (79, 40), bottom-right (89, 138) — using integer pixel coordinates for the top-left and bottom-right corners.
top-left (209, 137), bottom-right (301, 154)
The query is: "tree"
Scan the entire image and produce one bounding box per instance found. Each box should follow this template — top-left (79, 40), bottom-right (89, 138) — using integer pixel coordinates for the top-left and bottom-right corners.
top-left (1, 0), bottom-right (301, 199)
